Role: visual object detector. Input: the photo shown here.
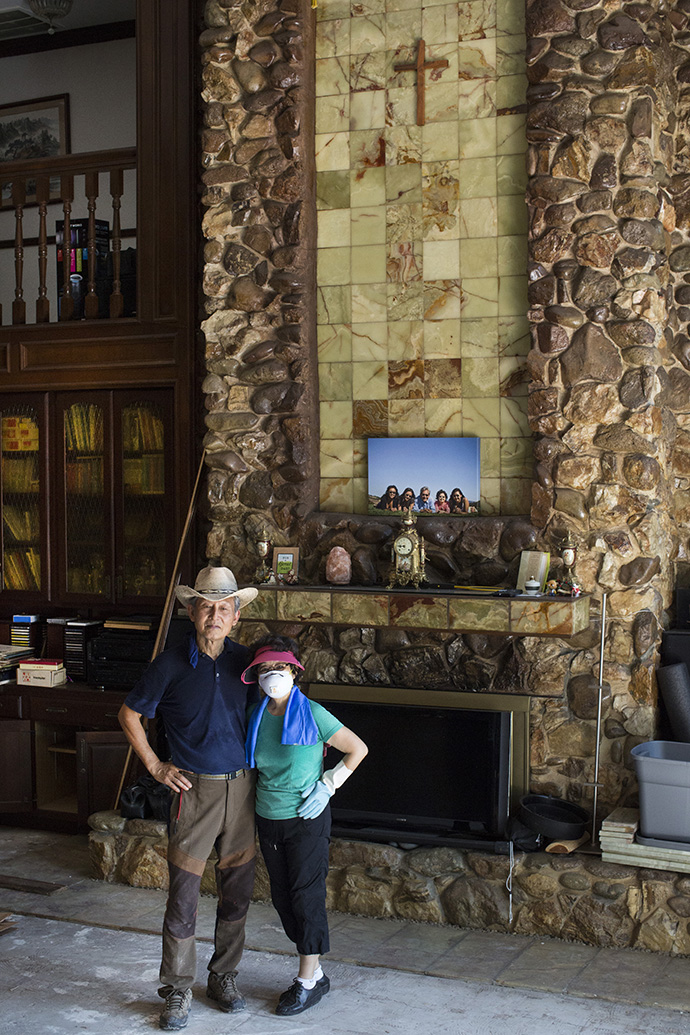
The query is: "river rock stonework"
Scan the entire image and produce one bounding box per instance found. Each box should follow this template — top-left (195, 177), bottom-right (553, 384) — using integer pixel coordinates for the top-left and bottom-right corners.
top-left (194, 0), bottom-right (690, 947)
top-left (525, 0), bottom-right (690, 823)
top-left (88, 811), bottom-right (690, 954)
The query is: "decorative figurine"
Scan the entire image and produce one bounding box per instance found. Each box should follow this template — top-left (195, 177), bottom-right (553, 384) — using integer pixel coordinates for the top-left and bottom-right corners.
top-left (253, 525), bottom-right (273, 583)
top-left (559, 529), bottom-right (578, 593)
top-left (388, 511), bottom-right (426, 589)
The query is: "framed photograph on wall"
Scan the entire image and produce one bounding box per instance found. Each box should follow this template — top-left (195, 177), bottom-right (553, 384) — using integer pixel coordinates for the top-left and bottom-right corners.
top-left (273, 546), bottom-right (299, 583)
top-left (0, 93), bottom-right (71, 205)
top-left (366, 437), bottom-right (481, 516)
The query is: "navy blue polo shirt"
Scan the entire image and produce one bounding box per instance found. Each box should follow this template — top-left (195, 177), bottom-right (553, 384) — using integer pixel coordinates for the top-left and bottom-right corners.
top-left (124, 632), bottom-right (257, 774)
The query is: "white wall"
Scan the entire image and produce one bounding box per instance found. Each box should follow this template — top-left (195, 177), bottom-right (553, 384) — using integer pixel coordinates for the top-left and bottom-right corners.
top-left (0, 36), bottom-right (137, 321)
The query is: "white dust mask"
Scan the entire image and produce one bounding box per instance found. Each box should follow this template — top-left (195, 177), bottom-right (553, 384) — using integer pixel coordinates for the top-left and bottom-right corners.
top-left (258, 669), bottom-right (294, 699)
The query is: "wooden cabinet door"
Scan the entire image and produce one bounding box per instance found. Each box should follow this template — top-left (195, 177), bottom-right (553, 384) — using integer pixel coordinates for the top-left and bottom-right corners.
top-left (76, 730), bottom-right (130, 827)
top-left (112, 388), bottom-right (174, 607)
top-left (0, 719), bottom-right (33, 811)
top-left (55, 391), bottom-right (114, 605)
top-left (0, 393), bottom-right (50, 605)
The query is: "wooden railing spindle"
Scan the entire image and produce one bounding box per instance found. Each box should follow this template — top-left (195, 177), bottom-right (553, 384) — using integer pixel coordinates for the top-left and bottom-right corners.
top-left (0, 148), bottom-right (135, 325)
top-left (35, 175), bottom-right (50, 323)
top-left (11, 179), bottom-right (26, 325)
top-left (84, 170), bottom-right (99, 319)
top-left (109, 168), bottom-right (124, 318)
top-left (59, 174), bottom-right (75, 321)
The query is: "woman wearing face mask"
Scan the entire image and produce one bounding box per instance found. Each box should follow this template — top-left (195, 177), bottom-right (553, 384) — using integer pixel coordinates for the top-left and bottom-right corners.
top-left (241, 636), bottom-right (367, 1017)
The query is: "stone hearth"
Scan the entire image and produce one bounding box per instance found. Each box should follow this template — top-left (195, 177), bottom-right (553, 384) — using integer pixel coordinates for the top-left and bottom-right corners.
top-left (88, 810), bottom-right (690, 955)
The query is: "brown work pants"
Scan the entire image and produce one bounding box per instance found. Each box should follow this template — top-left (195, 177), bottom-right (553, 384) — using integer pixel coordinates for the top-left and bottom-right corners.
top-left (160, 769), bottom-right (256, 989)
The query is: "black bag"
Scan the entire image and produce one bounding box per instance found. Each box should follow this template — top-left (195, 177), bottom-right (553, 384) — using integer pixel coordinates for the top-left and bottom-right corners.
top-left (120, 773), bottom-right (171, 822)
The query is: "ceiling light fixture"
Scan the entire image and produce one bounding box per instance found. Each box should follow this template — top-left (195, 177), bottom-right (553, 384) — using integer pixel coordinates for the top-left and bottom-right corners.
top-left (26, 0), bottom-right (73, 34)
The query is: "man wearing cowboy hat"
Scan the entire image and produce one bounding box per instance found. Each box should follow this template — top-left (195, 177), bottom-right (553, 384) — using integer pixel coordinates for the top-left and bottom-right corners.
top-left (118, 566), bottom-right (259, 1031)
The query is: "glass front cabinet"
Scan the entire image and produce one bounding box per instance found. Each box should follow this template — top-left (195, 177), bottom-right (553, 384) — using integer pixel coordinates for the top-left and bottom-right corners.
top-left (0, 389), bottom-right (174, 610)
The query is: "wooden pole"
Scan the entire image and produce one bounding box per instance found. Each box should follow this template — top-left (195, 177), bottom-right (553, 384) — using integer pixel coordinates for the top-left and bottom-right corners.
top-left (113, 450), bottom-right (207, 808)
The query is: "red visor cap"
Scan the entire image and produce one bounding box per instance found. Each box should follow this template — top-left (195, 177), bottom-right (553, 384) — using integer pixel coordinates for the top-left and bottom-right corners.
top-left (241, 647), bottom-right (304, 683)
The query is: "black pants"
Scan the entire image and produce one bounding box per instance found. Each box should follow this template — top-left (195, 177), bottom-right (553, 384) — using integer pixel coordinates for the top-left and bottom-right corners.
top-left (256, 809), bottom-right (331, 957)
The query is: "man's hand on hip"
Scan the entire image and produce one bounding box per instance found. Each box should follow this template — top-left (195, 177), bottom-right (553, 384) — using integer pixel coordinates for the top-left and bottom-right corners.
top-left (150, 761), bottom-right (193, 792)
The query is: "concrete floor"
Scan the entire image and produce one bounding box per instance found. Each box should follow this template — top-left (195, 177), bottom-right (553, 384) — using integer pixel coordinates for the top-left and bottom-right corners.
top-left (2, 827), bottom-right (690, 1035)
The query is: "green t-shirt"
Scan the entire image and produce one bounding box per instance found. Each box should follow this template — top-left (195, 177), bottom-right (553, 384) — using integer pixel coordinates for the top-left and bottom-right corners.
top-left (252, 699), bottom-right (343, 820)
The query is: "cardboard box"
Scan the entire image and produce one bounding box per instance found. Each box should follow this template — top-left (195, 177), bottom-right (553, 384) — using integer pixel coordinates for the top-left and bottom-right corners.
top-left (17, 667), bottom-right (67, 687)
top-left (17, 659), bottom-right (63, 671)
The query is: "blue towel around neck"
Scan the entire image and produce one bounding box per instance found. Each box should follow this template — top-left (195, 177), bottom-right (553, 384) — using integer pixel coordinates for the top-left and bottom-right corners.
top-left (245, 685), bottom-right (319, 768)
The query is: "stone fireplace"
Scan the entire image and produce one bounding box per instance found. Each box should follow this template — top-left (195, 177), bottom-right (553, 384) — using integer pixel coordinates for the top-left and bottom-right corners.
top-left (308, 683), bottom-right (529, 849)
top-left (167, 0), bottom-right (690, 951)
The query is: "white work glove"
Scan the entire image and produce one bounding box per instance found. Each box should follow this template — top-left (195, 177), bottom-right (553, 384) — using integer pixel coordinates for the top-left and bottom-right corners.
top-left (297, 760), bottom-right (353, 819)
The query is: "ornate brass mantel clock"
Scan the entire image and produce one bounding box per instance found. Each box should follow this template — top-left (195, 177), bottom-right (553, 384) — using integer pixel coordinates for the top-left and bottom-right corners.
top-left (388, 511), bottom-right (426, 588)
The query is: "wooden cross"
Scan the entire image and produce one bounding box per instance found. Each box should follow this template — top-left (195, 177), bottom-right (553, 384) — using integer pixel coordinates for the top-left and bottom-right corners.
top-left (393, 39), bottom-right (449, 127)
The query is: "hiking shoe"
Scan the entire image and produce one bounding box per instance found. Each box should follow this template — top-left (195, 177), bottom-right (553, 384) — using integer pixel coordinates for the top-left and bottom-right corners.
top-left (158, 986), bottom-right (192, 1030)
top-left (207, 970), bottom-right (247, 1013)
top-left (275, 974), bottom-right (330, 1016)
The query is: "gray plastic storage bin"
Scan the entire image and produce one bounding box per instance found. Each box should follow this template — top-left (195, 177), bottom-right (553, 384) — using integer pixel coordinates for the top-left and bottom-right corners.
top-left (631, 741), bottom-right (690, 842)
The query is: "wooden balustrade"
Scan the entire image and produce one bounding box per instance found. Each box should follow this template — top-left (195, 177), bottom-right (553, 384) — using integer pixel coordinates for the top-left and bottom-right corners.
top-left (0, 147), bottom-right (136, 325)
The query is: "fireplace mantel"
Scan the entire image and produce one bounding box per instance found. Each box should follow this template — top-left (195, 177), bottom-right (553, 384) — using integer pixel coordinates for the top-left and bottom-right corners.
top-left (243, 586), bottom-right (590, 637)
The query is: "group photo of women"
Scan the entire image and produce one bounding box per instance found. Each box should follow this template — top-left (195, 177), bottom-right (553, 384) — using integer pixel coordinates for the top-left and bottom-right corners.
top-left (365, 437), bottom-right (481, 517)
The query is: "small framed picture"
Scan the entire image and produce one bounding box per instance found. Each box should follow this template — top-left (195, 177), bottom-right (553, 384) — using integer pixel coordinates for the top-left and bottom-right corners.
top-left (273, 546), bottom-right (299, 583)
top-left (516, 550), bottom-right (550, 592)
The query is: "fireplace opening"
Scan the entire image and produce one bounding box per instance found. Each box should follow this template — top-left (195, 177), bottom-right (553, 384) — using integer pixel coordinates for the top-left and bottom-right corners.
top-left (308, 685), bottom-right (529, 854)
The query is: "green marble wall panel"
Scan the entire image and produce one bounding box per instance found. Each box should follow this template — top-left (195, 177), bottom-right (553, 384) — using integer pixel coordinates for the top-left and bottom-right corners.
top-left (332, 592), bottom-right (390, 625)
top-left (389, 593), bottom-right (449, 628)
top-left (242, 589), bottom-right (589, 636)
top-left (316, 0), bottom-right (529, 516)
top-left (448, 595), bottom-right (510, 632)
top-left (276, 590), bottom-right (333, 623)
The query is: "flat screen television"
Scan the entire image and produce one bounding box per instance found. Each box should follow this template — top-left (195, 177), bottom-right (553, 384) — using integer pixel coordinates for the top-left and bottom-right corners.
top-left (309, 688), bottom-right (512, 849)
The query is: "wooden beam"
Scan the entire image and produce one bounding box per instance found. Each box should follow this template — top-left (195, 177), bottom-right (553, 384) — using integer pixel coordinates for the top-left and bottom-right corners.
top-left (0, 21), bottom-right (135, 60)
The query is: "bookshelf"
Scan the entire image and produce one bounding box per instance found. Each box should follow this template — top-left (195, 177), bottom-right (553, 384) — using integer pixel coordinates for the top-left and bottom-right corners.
top-left (64, 400), bottom-right (107, 596)
top-left (0, 389), bottom-right (174, 611)
top-left (1, 405), bottom-right (44, 593)
top-left (121, 402), bottom-right (167, 598)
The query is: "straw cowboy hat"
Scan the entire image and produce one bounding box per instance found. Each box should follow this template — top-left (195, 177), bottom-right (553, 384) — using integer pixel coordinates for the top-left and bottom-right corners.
top-left (175, 566), bottom-right (258, 608)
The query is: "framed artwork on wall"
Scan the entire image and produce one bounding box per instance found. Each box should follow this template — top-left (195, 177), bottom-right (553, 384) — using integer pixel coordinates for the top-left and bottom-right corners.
top-left (0, 93), bottom-right (71, 205)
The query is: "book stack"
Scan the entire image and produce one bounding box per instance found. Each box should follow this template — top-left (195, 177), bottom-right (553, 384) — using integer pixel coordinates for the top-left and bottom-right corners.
top-left (0, 644), bottom-right (36, 684)
top-left (600, 807), bottom-right (690, 874)
top-left (17, 659), bottom-right (67, 687)
top-left (56, 218), bottom-right (110, 320)
top-left (4, 548), bottom-right (40, 592)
